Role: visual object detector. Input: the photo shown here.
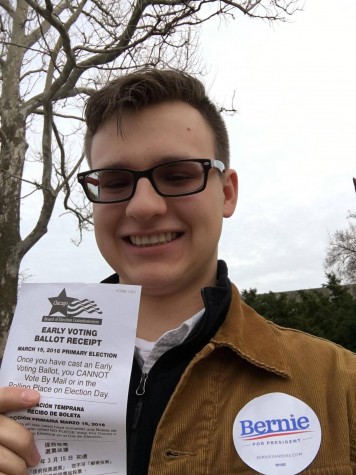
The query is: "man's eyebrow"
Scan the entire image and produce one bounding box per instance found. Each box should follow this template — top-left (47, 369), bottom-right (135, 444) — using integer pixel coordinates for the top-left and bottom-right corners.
top-left (93, 155), bottom-right (197, 169)
top-left (148, 155), bottom-right (197, 166)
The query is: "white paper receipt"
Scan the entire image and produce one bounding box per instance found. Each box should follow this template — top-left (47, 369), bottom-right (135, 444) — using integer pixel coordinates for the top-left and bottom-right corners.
top-left (0, 283), bottom-right (141, 475)
top-left (233, 392), bottom-right (321, 475)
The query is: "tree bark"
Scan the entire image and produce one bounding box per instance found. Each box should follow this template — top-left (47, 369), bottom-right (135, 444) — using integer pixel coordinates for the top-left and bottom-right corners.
top-left (0, 106), bottom-right (27, 357)
top-left (0, 2), bottom-right (28, 357)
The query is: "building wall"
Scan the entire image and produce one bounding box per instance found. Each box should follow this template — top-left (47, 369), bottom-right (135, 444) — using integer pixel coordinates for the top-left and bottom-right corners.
top-left (272, 284), bottom-right (356, 301)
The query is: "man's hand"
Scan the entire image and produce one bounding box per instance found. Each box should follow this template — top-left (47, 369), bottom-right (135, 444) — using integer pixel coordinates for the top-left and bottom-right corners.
top-left (0, 387), bottom-right (41, 474)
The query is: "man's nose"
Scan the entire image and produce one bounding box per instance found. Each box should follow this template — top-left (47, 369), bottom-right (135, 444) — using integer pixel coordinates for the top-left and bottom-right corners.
top-left (125, 177), bottom-right (167, 221)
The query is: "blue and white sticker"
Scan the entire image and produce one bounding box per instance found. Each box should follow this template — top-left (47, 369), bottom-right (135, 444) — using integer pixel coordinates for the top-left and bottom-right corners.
top-left (233, 392), bottom-right (321, 475)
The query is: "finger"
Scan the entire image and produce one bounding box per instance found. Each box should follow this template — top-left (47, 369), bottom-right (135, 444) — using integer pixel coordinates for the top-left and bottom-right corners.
top-left (0, 414), bottom-right (41, 471)
top-left (0, 387), bottom-right (40, 413)
top-left (0, 441), bottom-right (33, 475)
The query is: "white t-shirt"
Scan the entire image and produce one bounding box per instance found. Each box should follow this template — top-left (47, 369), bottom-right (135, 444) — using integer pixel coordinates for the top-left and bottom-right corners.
top-left (135, 309), bottom-right (205, 373)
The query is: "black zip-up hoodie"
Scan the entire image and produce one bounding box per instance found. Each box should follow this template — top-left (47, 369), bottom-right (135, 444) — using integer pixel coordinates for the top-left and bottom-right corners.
top-left (102, 260), bottom-right (232, 475)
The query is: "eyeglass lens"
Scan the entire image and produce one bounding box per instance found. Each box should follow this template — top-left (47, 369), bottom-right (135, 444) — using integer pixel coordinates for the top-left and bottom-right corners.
top-left (85, 161), bottom-right (206, 202)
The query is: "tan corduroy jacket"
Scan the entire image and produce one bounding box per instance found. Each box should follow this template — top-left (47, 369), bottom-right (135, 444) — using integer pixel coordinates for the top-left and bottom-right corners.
top-left (147, 284), bottom-right (356, 474)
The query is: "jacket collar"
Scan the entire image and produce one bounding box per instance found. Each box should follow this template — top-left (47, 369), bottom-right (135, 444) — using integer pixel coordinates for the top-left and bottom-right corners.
top-left (102, 261), bottom-right (291, 378)
top-left (211, 283), bottom-right (291, 379)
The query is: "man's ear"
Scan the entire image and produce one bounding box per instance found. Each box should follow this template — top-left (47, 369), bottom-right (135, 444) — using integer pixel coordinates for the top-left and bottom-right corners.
top-left (223, 169), bottom-right (238, 218)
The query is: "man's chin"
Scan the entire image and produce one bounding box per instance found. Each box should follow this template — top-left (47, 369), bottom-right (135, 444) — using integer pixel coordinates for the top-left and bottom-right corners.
top-left (121, 270), bottom-right (182, 295)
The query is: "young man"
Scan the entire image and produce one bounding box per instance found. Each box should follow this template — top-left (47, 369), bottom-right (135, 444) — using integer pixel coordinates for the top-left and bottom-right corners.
top-left (0, 69), bottom-right (355, 474)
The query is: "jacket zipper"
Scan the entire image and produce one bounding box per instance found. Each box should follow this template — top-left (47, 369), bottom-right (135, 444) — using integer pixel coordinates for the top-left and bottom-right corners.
top-left (127, 372), bottom-right (149, 474)
top-left (136, 372), bottom-right (148, 396)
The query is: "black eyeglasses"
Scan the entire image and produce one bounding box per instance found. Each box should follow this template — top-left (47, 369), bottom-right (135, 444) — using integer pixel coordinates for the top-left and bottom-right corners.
top-left (77, 159), bottom-right (225, 204)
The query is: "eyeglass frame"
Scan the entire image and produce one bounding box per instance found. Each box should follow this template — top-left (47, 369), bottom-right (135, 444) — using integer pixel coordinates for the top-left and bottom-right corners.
top-left (77, 158), bottom-right (226, 204)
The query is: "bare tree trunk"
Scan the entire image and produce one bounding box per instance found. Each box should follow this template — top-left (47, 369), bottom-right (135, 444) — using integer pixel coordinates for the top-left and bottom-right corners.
top-left (0, 111), bottom-right (27, 357)
top-left (0, 2), bottom-right (28, 356)
top-left (0, 105), bottom-right (57, 355)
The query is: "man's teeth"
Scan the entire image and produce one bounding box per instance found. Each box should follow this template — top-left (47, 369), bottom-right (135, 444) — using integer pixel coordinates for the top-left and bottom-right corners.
top-left (130, 232), bottom-right (178, 247)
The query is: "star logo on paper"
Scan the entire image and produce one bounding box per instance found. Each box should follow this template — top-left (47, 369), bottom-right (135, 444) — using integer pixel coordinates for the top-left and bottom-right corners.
top-left (48, 288), bottom-right (76, 316)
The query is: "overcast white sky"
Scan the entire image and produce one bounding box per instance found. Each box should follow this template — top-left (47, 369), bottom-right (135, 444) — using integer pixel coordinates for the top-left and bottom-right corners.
top-left (20, 0), bottom-right (356, 293)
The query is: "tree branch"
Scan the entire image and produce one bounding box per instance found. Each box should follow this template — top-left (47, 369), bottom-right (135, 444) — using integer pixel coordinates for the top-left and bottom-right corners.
top-left (24, 0), bottom-right (77, 98)
top-left (0, 0), bottom-right (13, 16)
top-left (25, 0), bottom-right (72, 49)
top-left (33, 107), bottom-right (85, 122)
top-left (18, 99), bottom-right (57, 258)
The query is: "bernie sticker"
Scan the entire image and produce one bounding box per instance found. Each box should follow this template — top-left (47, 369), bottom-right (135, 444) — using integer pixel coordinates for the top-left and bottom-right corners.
top-left (233, 392), bottom-right (321, 475)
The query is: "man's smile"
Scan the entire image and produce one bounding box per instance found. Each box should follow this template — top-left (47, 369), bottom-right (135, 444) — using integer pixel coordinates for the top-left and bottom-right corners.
top-left (129, 232), bottom-right (179, 247)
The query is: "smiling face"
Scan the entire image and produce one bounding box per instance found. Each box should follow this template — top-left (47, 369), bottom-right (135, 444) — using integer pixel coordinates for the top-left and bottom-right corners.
top-left (91, 101), bottom-right (237, 297)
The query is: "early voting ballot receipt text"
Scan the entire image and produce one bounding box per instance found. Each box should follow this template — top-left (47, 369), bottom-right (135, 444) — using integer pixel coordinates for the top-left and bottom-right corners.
top-left (0, 283), bottom-right (141, 475)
